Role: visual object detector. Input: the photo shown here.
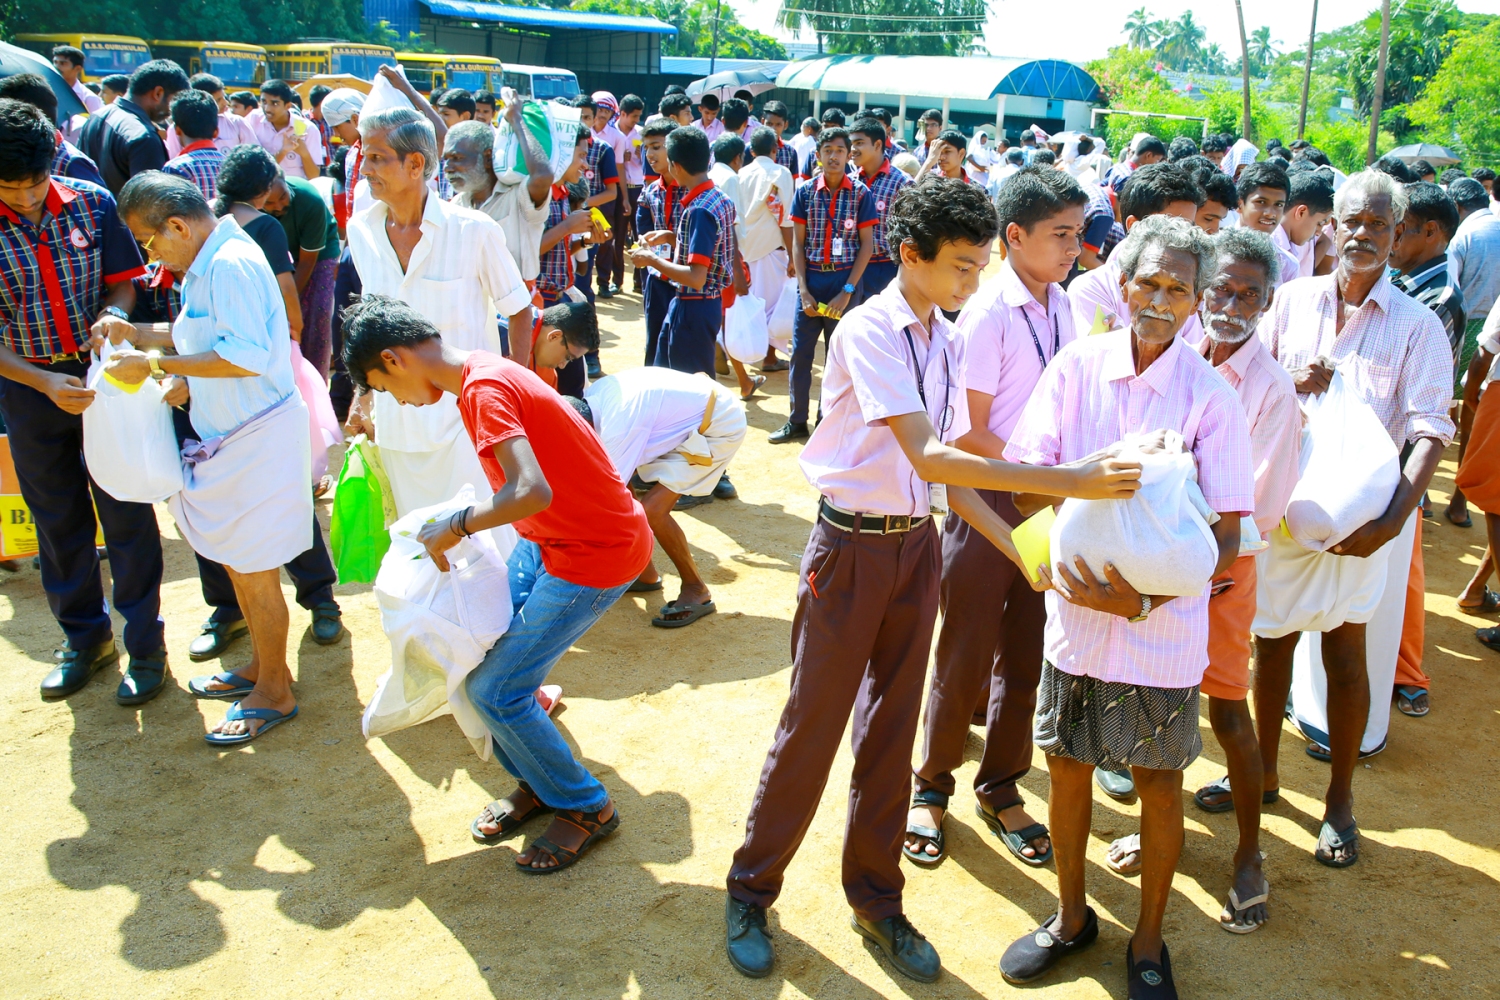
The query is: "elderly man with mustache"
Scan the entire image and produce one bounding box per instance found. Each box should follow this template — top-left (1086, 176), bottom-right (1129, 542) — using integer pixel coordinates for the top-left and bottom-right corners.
top-left (1256, 171), bottom-right (1454, 869)
top-left (1105, 228), bottom-right (1302, 937)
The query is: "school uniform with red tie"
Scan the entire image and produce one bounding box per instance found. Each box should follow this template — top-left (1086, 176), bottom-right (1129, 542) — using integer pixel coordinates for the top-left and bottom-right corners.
top-left (655, 179), bottom-right (737, 375)
top-left (536, 183), bottom-right (586, 396)
top-left (856, 160), bottom-right (911, 299)
top-left (635, 175), bottom-right (682, 365)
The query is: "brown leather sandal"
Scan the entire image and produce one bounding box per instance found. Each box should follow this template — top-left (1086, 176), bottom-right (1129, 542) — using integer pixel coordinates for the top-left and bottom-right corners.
top-left (516, 803), bottom-right (620, 874)
top-left (470, 783), bottom-right (550, 844)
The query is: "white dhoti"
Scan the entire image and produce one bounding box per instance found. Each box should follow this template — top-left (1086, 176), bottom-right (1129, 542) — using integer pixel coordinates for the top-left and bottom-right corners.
top-left (168, 394), bottom-right (313, 574)
top-left (374, 391), bottom-right (489, 518)
top-left (636, 383), bottom-right (748, 497)
top-left (747, 249), bottom-right (790, 323)
top-left (1288, 509), bottom-right (1418, 754)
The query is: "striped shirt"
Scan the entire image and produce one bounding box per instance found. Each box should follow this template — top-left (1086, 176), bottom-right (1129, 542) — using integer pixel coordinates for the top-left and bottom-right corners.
top-left (790, 172), bottom-right (877, 267)
top-left (0, 178), bottom-right (145, 358)
top-left (859, 162), bottom-right (911, 262)
top-left (1260, 273), bottom-right (1456, 447)
top-left (537, 184), bottom-right (575, 302)
top-left (1004, 330), bottom-right (1255, 688)
top-left (1394, 254), bottom-right (1467, 373)
top-left (162, 141), bottom-right (225, 202)
top-left (672, 180), bottom-right (737, 297)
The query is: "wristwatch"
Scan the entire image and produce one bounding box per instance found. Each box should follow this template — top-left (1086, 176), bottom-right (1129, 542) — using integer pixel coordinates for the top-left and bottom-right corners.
top-left (842, 282), bottom-right (856, 294)
top-left (1127, 594), bottom-right (1152, 623)
top-left (101, 305), bottom-right (129, 323)
top-left (145, 350), bottom-right (165, 381)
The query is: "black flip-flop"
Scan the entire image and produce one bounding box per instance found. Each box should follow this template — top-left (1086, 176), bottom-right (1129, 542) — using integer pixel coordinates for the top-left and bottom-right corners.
top-left (1446, 506), bottom-right (1474, 528)
top-left (1193, 776), bottom-right (1280, 813)
top-left (1305, 739), bottom-right (1386, 762)
top-left (470, 785), bottom-right (551, 844)
top-left (651, 600), bottom-right (716, 628)
top-left (1315, 819), bottom-right (1360, 868)
top-left (1478, 626), bottom-right (1500, 652)
top-left (1458, 588), bottom-right (1500, 613)
top-left (627, 579), bottom-right (664, 593)
top-left (902, 789), bottom-right (947, 866)
top-left (977, 803), bottom-right (1053, 867)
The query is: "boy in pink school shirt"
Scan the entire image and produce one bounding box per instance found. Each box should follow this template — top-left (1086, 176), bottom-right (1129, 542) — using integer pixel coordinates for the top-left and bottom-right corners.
top-left (723, 178), bottom-right (1144, 985)
top-left (904, 167), bottom-right (1087, 872)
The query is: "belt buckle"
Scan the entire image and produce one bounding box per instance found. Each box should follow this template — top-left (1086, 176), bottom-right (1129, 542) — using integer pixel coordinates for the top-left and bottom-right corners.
top-left (885, 514), bottom-right (910, 534)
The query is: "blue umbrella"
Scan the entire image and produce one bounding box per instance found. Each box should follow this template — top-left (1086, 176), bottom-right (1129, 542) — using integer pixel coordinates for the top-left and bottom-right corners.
top-left (0, 40), bottom-right (87, 122)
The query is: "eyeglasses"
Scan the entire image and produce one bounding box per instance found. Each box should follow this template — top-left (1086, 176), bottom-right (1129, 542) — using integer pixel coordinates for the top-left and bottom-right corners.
top-left (139, 231), bottom-right (160, 259)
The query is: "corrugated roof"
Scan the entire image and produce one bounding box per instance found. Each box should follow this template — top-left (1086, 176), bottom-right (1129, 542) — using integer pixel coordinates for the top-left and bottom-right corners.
top-left (660, 57), bottom-right (786, 76)
top-left (775, 55), bottom-right (1100, 103)
top-left (417, 0), bottom-right (677, 34)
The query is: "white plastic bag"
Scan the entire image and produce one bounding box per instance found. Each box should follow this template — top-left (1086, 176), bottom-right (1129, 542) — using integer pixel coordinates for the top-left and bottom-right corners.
top-left (768, 280), bottom-right (798, 353)
top-left (81, 341), bottom-right (183, 504)
top-left (1283, 369), bottom-right (1400, 551)
top-left (362, 486), bottom-right (518, 759)
top-left (1050, 431), bottom-right (1219, 597)
top-left (722, 293), bottom-right (769, 364)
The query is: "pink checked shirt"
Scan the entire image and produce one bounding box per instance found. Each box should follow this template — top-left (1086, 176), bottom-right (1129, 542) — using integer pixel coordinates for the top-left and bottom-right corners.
top-left (1067, 255), bottom-right (1203, 342)
top-left (956, 259), bottom-right (1076, 441)
top-left (800, 283), bottom-right (970, 517)
top-left (1260, 273), bottom-right (1455, 448)
top-left (1004, 330), bottom-right (1254, 688)
top-left (246, 110), bottom-right (325, 180)
top-left (692, 117), bottom-right (726, 142)
top-left (1197, 333), bottom-right (1303, 537)
top-left (165, 113), bottom-right (258, 158)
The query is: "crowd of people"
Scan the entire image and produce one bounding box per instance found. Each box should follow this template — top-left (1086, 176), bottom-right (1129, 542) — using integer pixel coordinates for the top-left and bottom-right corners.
top-left (2, 45), bottom-right (1497, 999)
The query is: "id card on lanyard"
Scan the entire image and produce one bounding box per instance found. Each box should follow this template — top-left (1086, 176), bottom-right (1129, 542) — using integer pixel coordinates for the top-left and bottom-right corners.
top-left (903, 326), bottom-right (953, 514)
top-left (824, 184), bottom-right (852, 261)
top-left (1021, 308), bottom-right (1060, 369)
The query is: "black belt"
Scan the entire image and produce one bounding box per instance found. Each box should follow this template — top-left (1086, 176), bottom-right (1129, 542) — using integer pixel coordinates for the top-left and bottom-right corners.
top-left (819, 497), bottom-right (930, 534)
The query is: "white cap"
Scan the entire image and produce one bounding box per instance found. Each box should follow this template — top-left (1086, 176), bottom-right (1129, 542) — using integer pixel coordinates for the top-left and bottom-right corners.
top-left (321, 89), bottom-right (365, 127)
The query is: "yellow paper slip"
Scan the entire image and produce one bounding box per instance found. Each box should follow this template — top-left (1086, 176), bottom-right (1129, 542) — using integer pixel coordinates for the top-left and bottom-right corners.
top-left (1012, 505), bottom-right (1056, 584)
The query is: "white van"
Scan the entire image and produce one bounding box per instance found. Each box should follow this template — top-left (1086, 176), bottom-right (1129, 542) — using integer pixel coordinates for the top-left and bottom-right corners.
top-left (500, 63), bottom-right (581, 102)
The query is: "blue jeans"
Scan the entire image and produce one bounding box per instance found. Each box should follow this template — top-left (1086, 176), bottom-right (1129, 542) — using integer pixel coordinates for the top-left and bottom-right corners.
top-left (465, 539), bottom-right (629, 812)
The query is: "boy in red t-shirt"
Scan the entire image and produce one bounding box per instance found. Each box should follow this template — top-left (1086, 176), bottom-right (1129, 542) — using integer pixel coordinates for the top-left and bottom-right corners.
top-left (342, 294), bottom-right (653, 874)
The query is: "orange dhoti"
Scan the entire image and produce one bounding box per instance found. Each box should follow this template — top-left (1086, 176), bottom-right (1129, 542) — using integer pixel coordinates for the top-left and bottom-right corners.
top-left (1395, 518), bottom-right (1429, 690)
top-left (1456, 386), bottom-right (1500, 515)
top-left (1201, 553), bottom-right (1258, 701)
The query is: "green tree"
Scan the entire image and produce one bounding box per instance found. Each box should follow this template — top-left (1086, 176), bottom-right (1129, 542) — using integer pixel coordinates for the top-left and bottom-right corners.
top-left (775, 0), bottom-right (987, 56)
top-left (15, 0), bottom-right (374, 44)
top-left (1410, 19), bottom-right (1500, 162)
top-left (575, 0), bottom-right (786, 59)
top-left (1123, 7), bottom-right (1158, 49)
top-left (1247, 25), bottom-right (1278, 74)
top-left (1156, 11), bottom-right (1205, 71)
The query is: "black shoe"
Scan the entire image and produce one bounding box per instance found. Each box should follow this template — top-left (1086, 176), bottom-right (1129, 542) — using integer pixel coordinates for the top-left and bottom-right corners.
top-left (768, 421), bottom-right (810, 444)
top-left (40, 639), bottom-right (119, 699)
top-left (587, 360), bottom-right (605, 379)
top-left (1127, 939), bottom-right (1178, 999)
top-left (675, 493), bottom-right (713, 510)
top-left (713, 473), bottom-right (738, 500)
top-left (116, 648), bottom-right (169, 706)
top-left (851, 913), bottom-right (941, 984)
top-left (999, 907), bottom-right (1099, 984)
top-left (597, 286), bottom-right (615, 299)
top-left (188, 618), bottom-right (248, 661)
top-left (311, 601), bottom-right (345, 645)
top-left (725, 896), bottom-right (774, 978)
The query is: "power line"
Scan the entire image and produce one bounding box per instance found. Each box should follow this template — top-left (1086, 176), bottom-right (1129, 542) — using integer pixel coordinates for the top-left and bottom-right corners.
top-left (779, 10), bottom-right (987, 22)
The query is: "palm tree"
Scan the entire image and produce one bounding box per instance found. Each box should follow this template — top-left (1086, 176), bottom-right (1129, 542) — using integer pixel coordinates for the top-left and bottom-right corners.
top-left (1123, 7), bottom-right (1157, 49)
top-left (1199, 42), bottom-right (1229, 75)
top-left (1158, 11), bottom-right (1206, 70)
top-left (1248, 25), bottom-right (1279, 73)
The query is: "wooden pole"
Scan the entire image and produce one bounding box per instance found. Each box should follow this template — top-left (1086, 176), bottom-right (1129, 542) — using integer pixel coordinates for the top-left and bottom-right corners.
top-left (1234, 0), bottom-right (1252, 141)
top-left (709, 0), bottom-right (722, 74)
top-left (1298, 0), bottom-right (1318, 139)
top-left (1367, 0), bottom-right (1392, 165)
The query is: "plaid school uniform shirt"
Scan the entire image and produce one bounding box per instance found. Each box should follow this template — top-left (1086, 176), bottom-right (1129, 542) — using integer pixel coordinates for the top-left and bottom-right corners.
top-left (585, 138), bottom-right (619, 198)
top-left (0, 178), bottom-right (145, 358)
top-left (774, 139), bottom-right (798, 175)
top-left (635, 177), bottom-right (682, 234)
top-left (672, 180), bottom-right (737, 297)
top-left (162, 141), bottom-right (225, 203)
top-left (790, 173), bottom-right (877, 268)
top-left (536, 184), bottom-right (575, 302)
top-left (859, 161), bottom-right (911, 262)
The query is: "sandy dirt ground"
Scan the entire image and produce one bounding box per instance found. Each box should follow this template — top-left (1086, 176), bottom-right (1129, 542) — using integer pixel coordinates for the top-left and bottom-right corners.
top-left (3, 277), bottom-right (1499, 1000)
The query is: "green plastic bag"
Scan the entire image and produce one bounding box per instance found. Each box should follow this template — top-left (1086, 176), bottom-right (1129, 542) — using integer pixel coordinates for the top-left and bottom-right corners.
top-left (328, 436), bottom-right (396, 584)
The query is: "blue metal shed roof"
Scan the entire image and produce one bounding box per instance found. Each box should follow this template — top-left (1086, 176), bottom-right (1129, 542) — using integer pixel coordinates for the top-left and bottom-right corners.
top-left (417, 0), bottom-right (677, 34)
top-left (775, 55), bottom-right (1100, 103)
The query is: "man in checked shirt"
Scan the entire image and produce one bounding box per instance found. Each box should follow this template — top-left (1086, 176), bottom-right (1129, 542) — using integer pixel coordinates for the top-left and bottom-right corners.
top-left (848, 115), bottom-right (911, 300)
top-left (0, 99), bottom-right (168, 706)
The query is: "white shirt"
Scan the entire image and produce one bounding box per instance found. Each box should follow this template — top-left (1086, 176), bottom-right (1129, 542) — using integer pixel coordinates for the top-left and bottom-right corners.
top-left (584, 368), bottom-right (731, 480)
top-left (453, 178), bottom-right (550, 282)
top-left (708, 161), bottom-right (746, 234)
top-left (347, 194), bottom-right (531, 452)
top-left (71, 80), bottom-right (104, 115)
top-left (789, 132), bottom-right (817, 168)
top-left (735, 155), bottom-right (795, 262)
top-left (965, 145), bottom-right (991, 185)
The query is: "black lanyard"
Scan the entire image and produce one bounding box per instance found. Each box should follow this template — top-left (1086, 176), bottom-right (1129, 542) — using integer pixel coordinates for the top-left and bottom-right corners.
top-left (903, 326), bottom-right (953, 434)
top-left (1021, 308), bottom-right (1059, 370)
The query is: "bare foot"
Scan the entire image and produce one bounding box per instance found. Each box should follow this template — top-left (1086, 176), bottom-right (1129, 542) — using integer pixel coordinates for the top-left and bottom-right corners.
top-left (903, 802), bottom-right (945, 860)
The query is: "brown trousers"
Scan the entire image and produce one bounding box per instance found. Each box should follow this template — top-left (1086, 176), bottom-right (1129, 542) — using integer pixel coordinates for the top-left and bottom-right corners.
top-left (916, 489), bottom-right (1046, 814)
top-left (728, 516), bottom-right (940, 921)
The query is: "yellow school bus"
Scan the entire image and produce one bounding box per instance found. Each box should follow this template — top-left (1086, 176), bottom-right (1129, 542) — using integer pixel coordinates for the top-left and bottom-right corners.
top-left (264, 42), bottom-right (397, 84)
top-left (14, 33), bottom-right (152, 82)
top-left (149, 41), bottom-right (267, 88)
top-left (395, 53), bottom-right (502, 95)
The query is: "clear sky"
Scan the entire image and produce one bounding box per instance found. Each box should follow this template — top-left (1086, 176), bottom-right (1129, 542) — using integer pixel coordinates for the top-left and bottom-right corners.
top-left (728, 0), bottom-right (1500, 64)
